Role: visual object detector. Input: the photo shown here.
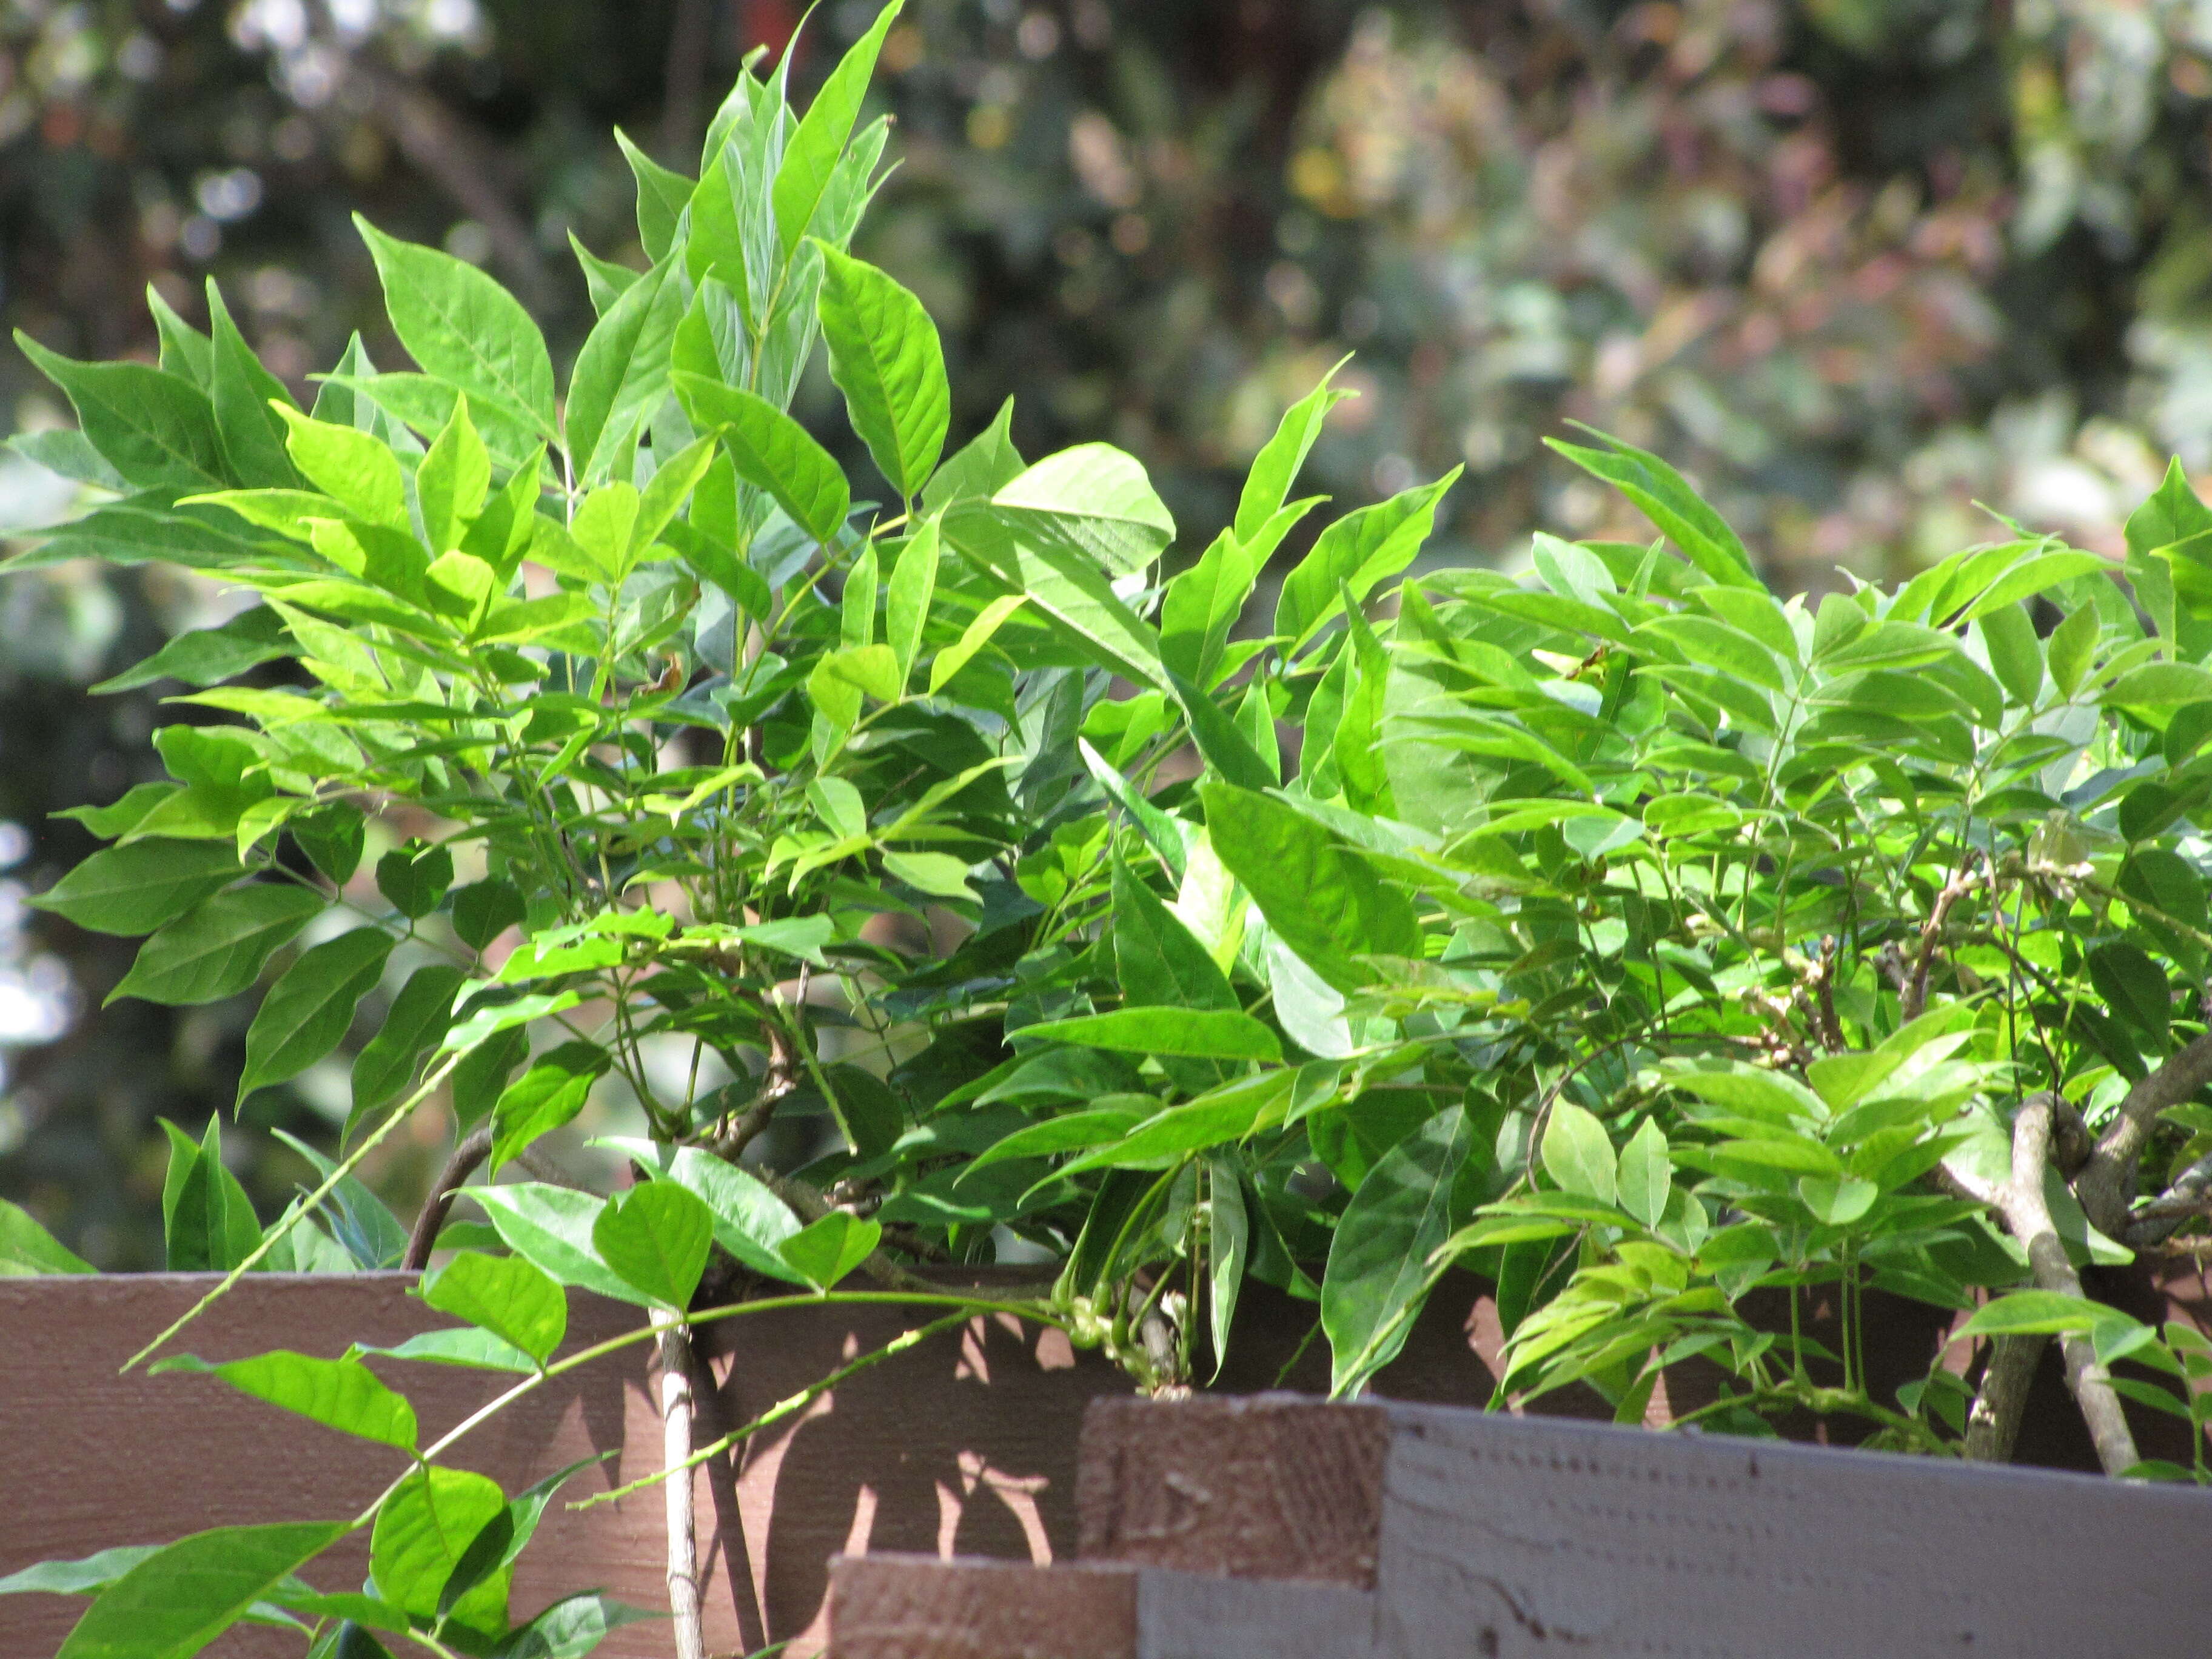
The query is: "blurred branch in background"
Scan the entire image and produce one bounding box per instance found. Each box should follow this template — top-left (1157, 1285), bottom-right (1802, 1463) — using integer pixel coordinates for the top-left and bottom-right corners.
top-left (7, 0), bottom-right (2212, 1264)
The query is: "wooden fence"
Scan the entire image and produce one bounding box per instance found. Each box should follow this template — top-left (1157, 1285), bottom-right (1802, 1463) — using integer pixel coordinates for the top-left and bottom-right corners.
top-left (829, 1392), bottom-right (2212, 1658)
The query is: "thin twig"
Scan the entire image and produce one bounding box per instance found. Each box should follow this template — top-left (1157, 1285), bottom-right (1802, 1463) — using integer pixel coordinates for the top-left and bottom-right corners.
top-left (1903, 860), bottom-right (1981, 1022)
top-left (577, 1311), bottom-right (975, 1510)
top-left (1814, 934), bottom-right (1845, 1053)
top-left (126, 1051), bottom-right (463, 1370)
top-left (403, 1122), bottom-right (494, 1271)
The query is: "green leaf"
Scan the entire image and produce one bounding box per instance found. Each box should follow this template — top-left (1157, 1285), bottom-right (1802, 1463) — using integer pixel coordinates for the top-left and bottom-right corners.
top-left (269, 1129), bottom-right (409, 1267)
top-left (1024, 1007), bottom-right (1282, 1062)
top-left (452, 1023), bottom-right (531, 1130)
top-left (614, 127), bottom-right (692, 262)
top-left (270, 405), bottom-right (407, 528)
top-left (12, 426), bottom-right (127, 488)
top-left (416, 395), bottom-right (492, 554)
top-left (2125, 457), bottom-right (2212, 565)
top-left (1201, 782), bottom-right (1421, 993)
top-left (1956, 1289), bottom-right (2131, 1339)
top-left (160, 1118), bottom-right (261, 1272)
top-left (2104, 662), bottom-right (2212, 706)
top-left (491, 1042), bottom-right (609, 1171)
top-left (420, 1250), bottom-right (566, 1366)
top-left (1056, 1073), bottom-right (1294, 1178)
top-left (1797, 1175), bottom-right (1879, 1225)
top-left (565, 255), bottom-right (686, 482)
top-left (1547, 428), bottom-right (1760, 588)
top-left (1166, 669), bottom-right (1278, 793)
top-left (0, 1198), bottom-right (93, 1275)
top-left (772, 0), bottom-right (903, 251)
top-left (1112, 855), bottom-right (1238, 1012)
top-left (2046, 600), bottom-right (2100, 700)
top-left (0, 1544), bottom-right (158, 1598)
top-left (1666, 1064), bottom-right (1831, 1128)
top-left (609, 1141), bottom-right (805, 1284)
top-left (16, 332), bottom-right (227, 491)
top-left (990, 443), bottom-right (1175, 577)
top-left (489, 1593), bottom-right (660, 1659)
top-left (471, 1184), bottom-right (642, 1304)
top-left (292, 803), bottom-right (366, 886)
top-left (1205, 1153), bottom-right (1250, 1379)
top-left (1323, 1105), bottom-right (1472, 1396)
top-left (1541, 1102), bottom-right (1617, 1205)
top-left (451, 879), bottom-right (526, 953)
top-left (1615, 1117), bottom-right (1671, 1228)
top-left (30, 840), bottom-right (242, 937)
top-left (94, 606), bottom-right (292, 694)
top-left (1980, 604), bottom-right (2045, 709)
top-left (1161, 529), bottom-right (1263, 686)
top-left (147, 283), bottom-right (213, 386)
top-left (110, 884), bottom-right (325, 1007)
top-left (1235, 358), bottom-right (1351, 543)
top-left (350, 964), bottom-right (466, 1127)
top-left (358, 1327), bottom-right (537, 1374)
top-left (52, 1522), bottom-right (345, 1659)
top-left (372, 1467), bottom-right (509, 1632)
top-left (776, 1210), bottom-right (882, 1292)
top-left (923, 394), bottom-right (1022, 514)
top-left (354, 216), bottom-right (556, 434)
top-left (928, 591), bottom-right (1028, 693)
top-left (674, 372), bottom-right (850, 541)
top-left (590, 1181), bottom-right (713, 1309)
top-left (2088, 940), bottom-right (2170, 1047)
top-left (238, 928), bottom-right (395, 1105)
top-left (151, 1349), bottom-right (416, 1450)
top-left (815, 242), bottom-right (951, 499)
top-left (885, 515), bottom-right (941, 688)
top-left (1275, 471), bottom-right (1456, 653)
top-left (439, 991), bottom-right (580, 1056)
top-left (205, 280), bottom-right (300, 489)
top-left (959, 1103), bottom-right (1155, 1179)
top-left (377, 841), bottom-right (454, 920)
top-left (942, 506), bottom-right (1166, 687)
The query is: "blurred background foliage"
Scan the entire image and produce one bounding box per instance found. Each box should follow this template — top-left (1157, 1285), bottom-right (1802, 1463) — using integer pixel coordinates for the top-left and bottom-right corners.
top-left (6, 0), bottom-right (2212, 1265)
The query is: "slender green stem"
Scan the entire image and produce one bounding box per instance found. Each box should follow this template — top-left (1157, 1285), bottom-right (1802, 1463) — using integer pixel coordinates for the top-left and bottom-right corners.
top-left (575, 1309), bottom-right (976, 1509)
top-left (356, 1291), bottom-right (1062, 1528)
top-left (122, 1049), bottom-right (466, 1373)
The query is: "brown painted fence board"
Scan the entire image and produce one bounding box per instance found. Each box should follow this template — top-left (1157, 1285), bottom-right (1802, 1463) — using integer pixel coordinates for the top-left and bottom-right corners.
top-left (0, 1275), bottom-right (1126, 1658)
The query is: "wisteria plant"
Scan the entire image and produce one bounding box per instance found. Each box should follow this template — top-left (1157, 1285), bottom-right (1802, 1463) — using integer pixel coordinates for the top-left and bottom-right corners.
top-left (3, 2), bottom-right (2211, 1654)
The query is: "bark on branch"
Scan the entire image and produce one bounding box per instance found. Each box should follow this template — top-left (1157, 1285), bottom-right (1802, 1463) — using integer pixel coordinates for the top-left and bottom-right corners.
top-left (403, 1122), bottom-right (493, 1271)
top-left (2073, 1028), bottom-right (2212, 1238)
top-left (656, 1314), bottom-right (706, 1659)
top-left (1994, 1094), bottom-right (2141, 1476)
top-left (2123, 1145), bottom-right (2212, 1248)
top-left (1962, 1333), bottom-right (2046, 1464)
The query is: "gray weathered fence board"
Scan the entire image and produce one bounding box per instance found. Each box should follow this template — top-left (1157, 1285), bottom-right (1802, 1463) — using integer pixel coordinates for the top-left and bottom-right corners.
top-left (1062, 1394), bottom-right (2212, 1659)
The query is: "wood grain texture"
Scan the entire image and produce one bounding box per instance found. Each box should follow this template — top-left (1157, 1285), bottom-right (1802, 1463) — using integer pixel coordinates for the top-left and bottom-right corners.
top-left (0, 1275), bottom-right (1127, 1658)
top-left (1074, 1393), bottom-right (2212, 1658)
top-left (1370, 1400), bottom-right (2212, 1658)
top-left (1078, 1394), bottom-right (1388, 1586)
top-left (829, 1554), bottom-right (1137, 1659)
top-left (1133, 1569), bottom-right (1377, 1659)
